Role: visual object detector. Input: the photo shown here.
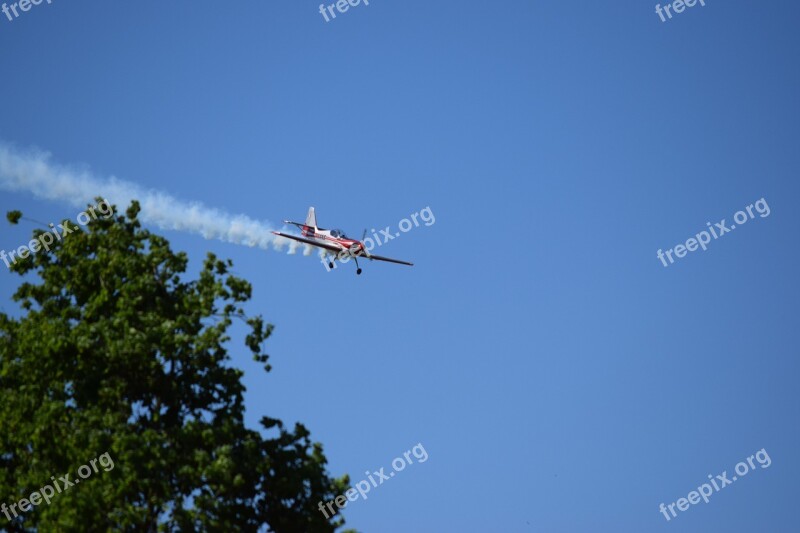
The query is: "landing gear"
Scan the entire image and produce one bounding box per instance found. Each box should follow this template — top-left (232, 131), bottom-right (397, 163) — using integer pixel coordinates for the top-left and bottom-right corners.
top-left (328, 261), bottom-right (334, 269)
top-left (354, 256), bottom-right (362, 275)
top-left (357, 268), bottom-right (362, 275)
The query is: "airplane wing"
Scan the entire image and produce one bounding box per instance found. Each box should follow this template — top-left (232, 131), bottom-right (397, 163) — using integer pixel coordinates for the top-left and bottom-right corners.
top-left (273, 231), bottom-right (413, 266)
top-left (271, 231), bottom-right (342, 253)
top-left (365, 253), bottom-right (414, 266)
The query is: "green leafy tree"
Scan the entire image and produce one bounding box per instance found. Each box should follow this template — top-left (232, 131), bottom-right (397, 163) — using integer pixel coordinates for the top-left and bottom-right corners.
top-left (0, 200), bottom-right (351, 532)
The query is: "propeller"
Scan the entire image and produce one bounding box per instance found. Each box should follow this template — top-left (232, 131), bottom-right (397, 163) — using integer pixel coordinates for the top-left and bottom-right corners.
top-left (361, 229), bottom-right (371, 257)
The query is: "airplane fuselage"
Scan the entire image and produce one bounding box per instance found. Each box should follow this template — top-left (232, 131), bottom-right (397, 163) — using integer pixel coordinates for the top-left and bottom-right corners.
top-left (301, 225), bottom-right (365, 256)
top-left (271, 207), bottom-right (413, 275)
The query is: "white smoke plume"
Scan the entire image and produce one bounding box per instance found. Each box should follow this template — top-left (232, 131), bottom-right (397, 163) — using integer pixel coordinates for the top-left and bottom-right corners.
top-left (0, 143), bottom-right (315, 256)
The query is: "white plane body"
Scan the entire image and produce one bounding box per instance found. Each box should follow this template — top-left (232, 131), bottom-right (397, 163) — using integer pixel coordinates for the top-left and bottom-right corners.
top-left (272, 207), bottom-right (413, 275)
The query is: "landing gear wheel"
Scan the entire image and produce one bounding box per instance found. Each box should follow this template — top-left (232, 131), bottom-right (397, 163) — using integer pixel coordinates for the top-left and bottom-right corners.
top-left (328, 262), bottom-right (334, 269)
top-left (356, 268), bottom-right (362, 275)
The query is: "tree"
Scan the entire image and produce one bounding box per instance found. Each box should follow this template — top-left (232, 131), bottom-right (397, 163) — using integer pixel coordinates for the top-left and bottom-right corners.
top-left (0, 200), bottom-right (352, 532)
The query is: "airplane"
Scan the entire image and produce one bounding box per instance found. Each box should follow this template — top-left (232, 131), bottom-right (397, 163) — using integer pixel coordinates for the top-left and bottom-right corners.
top-left (271, 207), bottom-right (413, 275)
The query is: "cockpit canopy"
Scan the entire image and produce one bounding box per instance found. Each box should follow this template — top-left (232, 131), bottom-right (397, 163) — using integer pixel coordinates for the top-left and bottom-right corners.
top-left (330, 229), bottom-right (348, 239)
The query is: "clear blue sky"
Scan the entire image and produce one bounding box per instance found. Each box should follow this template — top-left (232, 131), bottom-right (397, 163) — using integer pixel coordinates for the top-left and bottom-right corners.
top-left (1, 1), bottom-right (799, 531)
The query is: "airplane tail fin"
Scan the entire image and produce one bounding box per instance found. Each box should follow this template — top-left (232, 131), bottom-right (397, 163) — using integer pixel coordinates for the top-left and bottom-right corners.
top-left (305, 207), bottom-right (318, 230)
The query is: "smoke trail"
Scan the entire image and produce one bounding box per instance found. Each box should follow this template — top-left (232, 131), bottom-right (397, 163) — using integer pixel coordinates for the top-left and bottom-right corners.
top-left (0, 143), bottom-right (315, 256)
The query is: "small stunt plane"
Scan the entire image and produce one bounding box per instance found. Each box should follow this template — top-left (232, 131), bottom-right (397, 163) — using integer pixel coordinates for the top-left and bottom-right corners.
top-left (272, 207), bottom-right (413, 275)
